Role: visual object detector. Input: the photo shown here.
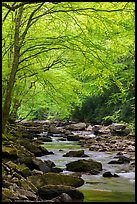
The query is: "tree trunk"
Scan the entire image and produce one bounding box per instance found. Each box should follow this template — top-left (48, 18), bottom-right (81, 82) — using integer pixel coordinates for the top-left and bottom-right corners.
top-left (2, 7), bottom-right (24, 133)
top-left (10, 99), bottom-right (22, 121)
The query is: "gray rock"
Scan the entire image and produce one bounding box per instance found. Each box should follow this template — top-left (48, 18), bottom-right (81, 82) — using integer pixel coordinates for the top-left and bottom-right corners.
top-left (32, 158), bottom-right (51, 173)
top-left (109, 123), bottom-right (130, 136)
top-left (44, 160), bottom-right (55, 168)
top-left (48, 125), bottom-right (64, 134)
top-left (92, 125), bottom-right (102, 134)
top-left (108, 155), bottom-right (130, 164)
top-left (65, 122), bottom-right (86, 131)
top-left (86, 125), bottom-right (93, 131)
top-left (60, 193), bottom-right (73, 202)
top-left (16, 189), bottom-right (37, 201)
top-left (109, 123), bottom-right (126, 131)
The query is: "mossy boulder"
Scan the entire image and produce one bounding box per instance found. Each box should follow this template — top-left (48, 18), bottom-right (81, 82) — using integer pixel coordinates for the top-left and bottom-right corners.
top-left (17, 176), bottom-right (38, 192)
top-left (15, 144), bottom-right (35, 166)
top-left (28, 172), bottom-right (84, 189)
top-left (66, 159), bottom-right (102, 172)
top-left (3, 186), bottom-right (37, 202)
top-left (17, 139), bottom-right (43, 156)
top-left (2, 188), bottom-right (19, 201)
top-left (2, 145), bottom-right (18, 159)
top-left (37, 184), bottom-right (84, 201)
top-left (37, 136), bottom-right (52, 142)
top-left (5, 161), bottom-right (32, 177)
top-left (51, 167), bottom-right (63, 173)
top-left (2, 132), bottom-right (17, 142)
top-left (63, 150), bottom-right (89, 157)
top-left (38, 146), bottom-right (54, 155)
top-left (17, 138), bottom-right (53, 156)
top-left (18, 155), bottom-right (34, 167)
top-left (15, 189), bottom-right (37, 201)
top-left (2, 198), bottom-right (12, 202)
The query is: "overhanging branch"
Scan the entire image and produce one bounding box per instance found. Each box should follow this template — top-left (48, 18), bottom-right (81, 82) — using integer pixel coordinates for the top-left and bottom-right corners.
top-left (2, 2), bottom-right (40, 11)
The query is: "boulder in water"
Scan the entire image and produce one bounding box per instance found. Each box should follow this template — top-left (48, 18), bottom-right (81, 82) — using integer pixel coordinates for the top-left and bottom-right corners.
top-left (102, 171), bottom-right (119, 177)
top-left (66, 159), bottom-right (102, 172)
top-left (65, 122), bottom-right (87, 131)
top-left (31, 158), bottom-right (51, 173)
top-left (28, 172), bottom-right (84, 188)
top-left (67, 135), bottom-right (80, 141)
top-left (108, 155), bottom-right (130, 164)
top-left (37, 184), bottom-right (84, 201)
top-left (48, 125), bottom-right (65, 134)
top-left (63, 150), bottom-right (89, 157)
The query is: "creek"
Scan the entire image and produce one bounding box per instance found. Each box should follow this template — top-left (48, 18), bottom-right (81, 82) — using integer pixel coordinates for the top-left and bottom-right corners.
top-left (37, 132), bottom-right (135, 202)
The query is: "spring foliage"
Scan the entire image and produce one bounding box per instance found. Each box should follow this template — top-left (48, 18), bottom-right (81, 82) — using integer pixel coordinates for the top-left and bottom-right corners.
top-left (2, 2), bottom-right (135, 130)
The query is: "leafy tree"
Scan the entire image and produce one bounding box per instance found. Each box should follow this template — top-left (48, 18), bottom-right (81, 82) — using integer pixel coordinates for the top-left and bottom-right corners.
top-left (2, 2), bottom-right (135, 132)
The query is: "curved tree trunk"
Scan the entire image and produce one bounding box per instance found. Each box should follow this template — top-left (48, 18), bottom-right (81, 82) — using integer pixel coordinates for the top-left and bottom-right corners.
top-left (2, 6), bottom-right (23, 133)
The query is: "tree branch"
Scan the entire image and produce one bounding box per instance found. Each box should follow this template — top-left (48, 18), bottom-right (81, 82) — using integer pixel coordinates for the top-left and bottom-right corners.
top-left (21, 3), bottom-right (45, 44)
top-left (2, 2), bottom-right (16, 22)
top-left (32, 4), bottom-right (134, 21)
top-left (2, 2), bottom-right (40, 11)
top-left (19, 47), bottom-right (64, 64)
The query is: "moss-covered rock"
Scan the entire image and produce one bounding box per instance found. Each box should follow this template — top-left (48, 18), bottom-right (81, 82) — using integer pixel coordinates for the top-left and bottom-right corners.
top-left (18, 177), bottom-right (38, 192)
top-left (63, 150), bottom-right (89, 157)
top-left (51, 167), bottom-right (63, 173)
top-left (15, 144), bottom-right (35, 166)
top-left (38, 146), bottom-right (54, 155)
top-left (5, 161), bottom-right (32, 177)
top-left (2, 198), bottom-right (12, 202)
top-left (66, 159), bottom-right (102, 172)
top-left (37, 184), bottom-right (84, 201)
top-left (2, 131), bottom-right (17, 142)
top-left (2, 188), bottom-right (19, 201)
top-left (16, 189), bottom-right (37, 201)
top-left (2, 145), bottom-right (18, 159)
top-left (17, 138), bottom-right (43, 156)
top-left (37, 136), bottom-right (52, 142)
top-left (28, 172), bottom-right (84, 188)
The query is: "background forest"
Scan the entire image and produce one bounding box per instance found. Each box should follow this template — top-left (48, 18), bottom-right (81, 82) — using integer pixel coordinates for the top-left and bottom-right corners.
top-left (2, 2), bottom-right (135, 133)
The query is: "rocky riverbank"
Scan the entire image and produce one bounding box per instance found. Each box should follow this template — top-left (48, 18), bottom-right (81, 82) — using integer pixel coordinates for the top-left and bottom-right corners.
top-left (2, 120), bottom-right (135, 202)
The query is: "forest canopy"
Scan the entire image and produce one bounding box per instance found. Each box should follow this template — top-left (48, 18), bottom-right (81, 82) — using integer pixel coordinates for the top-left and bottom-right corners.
top-left (2, 2), bottom-right (135, 133)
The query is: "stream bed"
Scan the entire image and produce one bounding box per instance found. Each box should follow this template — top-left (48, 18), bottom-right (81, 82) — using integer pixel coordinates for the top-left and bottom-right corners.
top-left (37, 135), bottom-right (135, 202)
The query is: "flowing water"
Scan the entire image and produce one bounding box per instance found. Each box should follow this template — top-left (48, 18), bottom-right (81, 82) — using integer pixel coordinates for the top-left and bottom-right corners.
top-left (37, 134), bottom-right (135, 202)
